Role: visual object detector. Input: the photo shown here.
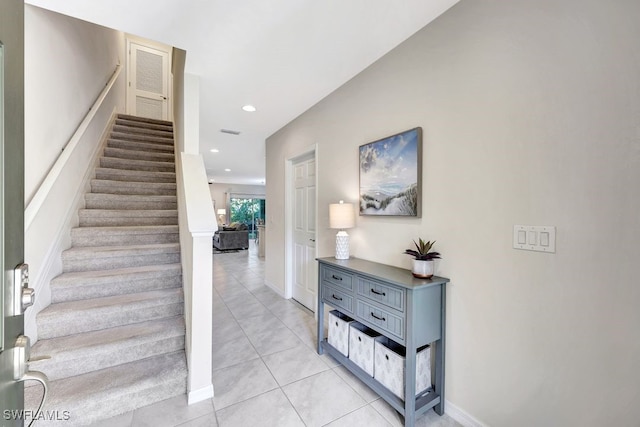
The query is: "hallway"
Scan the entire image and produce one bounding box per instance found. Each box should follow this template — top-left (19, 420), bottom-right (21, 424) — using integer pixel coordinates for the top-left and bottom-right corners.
top-left (93, 243), bottom-right (459, 426)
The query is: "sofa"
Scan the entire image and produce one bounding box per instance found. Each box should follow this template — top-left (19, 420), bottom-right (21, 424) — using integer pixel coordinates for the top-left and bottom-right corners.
top-left (213, 222), bottom-right (249, 250)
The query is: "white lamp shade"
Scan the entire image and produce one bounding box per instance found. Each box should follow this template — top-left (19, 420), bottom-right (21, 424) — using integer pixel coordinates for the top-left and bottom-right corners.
top-left (217, 209), bottom-right (226, 215)
top-left (329, 202), bottom-right (355, 229)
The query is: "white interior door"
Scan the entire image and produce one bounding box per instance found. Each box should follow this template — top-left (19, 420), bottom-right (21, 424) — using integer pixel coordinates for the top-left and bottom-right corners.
top-left (127, 42), bottom-right (170, 120)
top-left (291, 153), bottom-right (317, 311)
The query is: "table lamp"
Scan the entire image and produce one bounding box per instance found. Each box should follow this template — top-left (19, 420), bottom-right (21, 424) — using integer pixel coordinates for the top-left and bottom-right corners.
top-left (329, 200), bottom-right (355, 260)
top-left (217, 209), bottom-right (226, 224)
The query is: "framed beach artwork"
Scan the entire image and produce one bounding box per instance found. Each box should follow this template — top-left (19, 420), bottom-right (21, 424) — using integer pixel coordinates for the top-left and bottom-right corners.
top-left (359, 127), bottom-right (422, 217)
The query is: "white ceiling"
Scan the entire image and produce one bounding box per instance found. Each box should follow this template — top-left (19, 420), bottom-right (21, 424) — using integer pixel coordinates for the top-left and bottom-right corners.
top-left (26, 0), bottom-right (459, 185)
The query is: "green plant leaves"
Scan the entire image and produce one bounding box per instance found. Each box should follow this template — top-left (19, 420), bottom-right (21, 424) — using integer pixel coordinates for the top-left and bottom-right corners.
top-left (404, 238), bottom-right (441, 260)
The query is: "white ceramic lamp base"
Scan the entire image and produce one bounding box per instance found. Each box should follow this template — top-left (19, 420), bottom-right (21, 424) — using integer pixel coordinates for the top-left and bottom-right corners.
top-left (335, 231), bottom-right (350, 260)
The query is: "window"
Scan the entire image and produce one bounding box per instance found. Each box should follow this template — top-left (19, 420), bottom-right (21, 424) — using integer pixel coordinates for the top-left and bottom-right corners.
top-left (229, 197), bottom-right (265, 239)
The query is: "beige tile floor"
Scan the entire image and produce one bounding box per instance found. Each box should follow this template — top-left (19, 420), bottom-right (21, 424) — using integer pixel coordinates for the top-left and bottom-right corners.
top-left (96, 242), bottom-right (461, 427)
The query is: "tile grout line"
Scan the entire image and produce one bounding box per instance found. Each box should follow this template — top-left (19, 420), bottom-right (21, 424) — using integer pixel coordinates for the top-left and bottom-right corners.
top-left (210, 249), bottom-right (396, 427)
top-left (213, 255), bottom-right (305, 423)
top-left (214, 252), bottom-right (325, 426)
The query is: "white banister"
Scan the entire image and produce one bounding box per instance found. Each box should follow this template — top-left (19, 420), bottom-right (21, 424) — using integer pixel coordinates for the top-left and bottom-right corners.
top-left (176, 152), bottom-right (217, 404)
top-left (25, 64), bottom-right (122, 229)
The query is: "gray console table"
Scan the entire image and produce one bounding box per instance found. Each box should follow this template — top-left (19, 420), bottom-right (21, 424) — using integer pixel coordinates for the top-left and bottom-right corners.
top-left (316, 257), bottom-right (449, 427)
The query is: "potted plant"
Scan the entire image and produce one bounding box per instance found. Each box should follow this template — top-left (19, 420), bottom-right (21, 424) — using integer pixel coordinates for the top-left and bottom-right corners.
top-left (404, 238), bottom-right (441, 278)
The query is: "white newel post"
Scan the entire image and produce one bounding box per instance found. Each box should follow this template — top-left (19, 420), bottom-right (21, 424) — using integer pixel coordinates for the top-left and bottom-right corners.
top-left (177, 153), bottom-right (217, 404)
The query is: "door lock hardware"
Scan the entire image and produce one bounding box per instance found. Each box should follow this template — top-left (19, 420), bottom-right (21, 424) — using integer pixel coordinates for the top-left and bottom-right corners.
top-left (15, 335), bottom-right (49, 427)
top-left (13, 263), bottom-right (35, 314)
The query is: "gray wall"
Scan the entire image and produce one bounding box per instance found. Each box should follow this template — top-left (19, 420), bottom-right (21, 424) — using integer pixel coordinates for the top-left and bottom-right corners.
top-left (23, 6), bottom-right (127, 340)
top-left (265, 0), bottom-right (640, 425)
top-left (172, 48), bottom-right (186, 153)
top-left (24, 5), bottom-right (125, 202)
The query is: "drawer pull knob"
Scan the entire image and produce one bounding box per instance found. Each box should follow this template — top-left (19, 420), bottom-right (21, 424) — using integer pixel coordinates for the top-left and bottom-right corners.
top-left (370, 312), bottom-right (386, 322)
top-left (331, 275), bottom-right (343, 281)
top-left (370, 289), bottom-right (386, 296)
top-left (332, 294), bottom-right (343, 301)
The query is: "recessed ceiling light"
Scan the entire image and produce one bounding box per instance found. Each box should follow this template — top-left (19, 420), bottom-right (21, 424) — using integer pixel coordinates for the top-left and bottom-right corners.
top-left (224, 168), bottom-right (231, 172)
top-left (210, 149), bottom-right (219, 153)
top-left (242, 105), bottom-right (257, 112)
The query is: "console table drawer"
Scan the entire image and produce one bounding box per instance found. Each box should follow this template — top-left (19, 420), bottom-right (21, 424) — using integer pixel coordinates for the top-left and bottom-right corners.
top-left (357, 278), bottom-right (405, 312)
top-left (322, 266), bottom-right (353, 291)
top-left (322, 284), bottom-right (354, 314)
top-left (356, 300), bottom-right (404, 341)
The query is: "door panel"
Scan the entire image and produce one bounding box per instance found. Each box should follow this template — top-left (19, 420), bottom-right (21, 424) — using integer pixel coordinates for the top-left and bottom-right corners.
top-left (0, 0), bottom-right (25, 420)
top-left (128, 42), bottom-right (169, 120)
top-left (291, 154), bottom-right (317, 311)
top-left (307, 185), bottom-right (316, 232)
top-left (295, 187), bottom-right (304, 230)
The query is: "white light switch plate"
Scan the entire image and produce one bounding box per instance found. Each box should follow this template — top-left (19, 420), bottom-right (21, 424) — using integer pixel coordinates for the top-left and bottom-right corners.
top-left (513, 225), bottom-right (556, 253)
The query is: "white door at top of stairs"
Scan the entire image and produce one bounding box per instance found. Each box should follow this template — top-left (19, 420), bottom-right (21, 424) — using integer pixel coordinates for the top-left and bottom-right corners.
top-left (127, 40), bottom-right (171, 121)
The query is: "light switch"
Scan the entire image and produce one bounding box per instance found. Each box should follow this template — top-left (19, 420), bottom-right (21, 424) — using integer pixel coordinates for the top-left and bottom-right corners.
top-left (540, 232), bottom-right (550, 247)
top-left (513, 225), bottom-right (556, 253)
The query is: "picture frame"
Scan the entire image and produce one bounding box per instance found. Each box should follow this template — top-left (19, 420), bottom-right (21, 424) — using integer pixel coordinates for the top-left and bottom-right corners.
top-left (359, 127), bottom-right (422, 217)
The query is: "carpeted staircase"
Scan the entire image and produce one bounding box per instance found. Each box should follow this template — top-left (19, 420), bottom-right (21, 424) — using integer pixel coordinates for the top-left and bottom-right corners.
top-left (25, 114), bottom-right (187, 426)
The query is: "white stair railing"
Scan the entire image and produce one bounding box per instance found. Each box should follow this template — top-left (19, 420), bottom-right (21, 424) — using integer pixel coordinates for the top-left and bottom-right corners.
top-left (25, 64), bottom-right (121, 228)
top-left (24, 64), bottom-right (124, 341)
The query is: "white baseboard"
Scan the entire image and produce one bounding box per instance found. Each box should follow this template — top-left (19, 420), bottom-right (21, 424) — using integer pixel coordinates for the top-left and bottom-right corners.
top-left (446, 399), bottom-right (488, 427)
top-left (188, 385), bottom-right (214, 405)
top-left (264, 279), bottom-right (286, 298)
top-left (24, 235), bottom-right (64, 341)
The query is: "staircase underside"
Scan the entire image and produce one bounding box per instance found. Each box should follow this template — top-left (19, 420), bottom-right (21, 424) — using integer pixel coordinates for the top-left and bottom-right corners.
top-left (25, 114), bottom-right (187, 426)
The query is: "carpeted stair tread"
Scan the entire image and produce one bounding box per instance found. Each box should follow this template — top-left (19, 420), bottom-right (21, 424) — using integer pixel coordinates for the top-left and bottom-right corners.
top-left (62, 243), bottom-right (180, 272)
top-left (79, 209), bottom-right (178, 226)
top-left (37, 288), bottom-right (184, 339)
top-left (117, 113), bottom-right (173, 127)
top-left (90, 179), bottom-right (176, 196)
top-left (62, 242), bottom-right (180, 257)
top-left (95, 167), bottom-right (176, 183)
top-left (71, 225), bottom-right (179, 246)
top-left (114, 121), bottom-right (173, 133)
top-left (100, 156), bottom-right (175, 173)
top-left (30, 316), bottom-right (185, 382)
top-left (115, 118), bottom-right (173, 132)
top-left (85, 193), bottom-right (177, 210)
top-left (24, 351), bottom-right (187, 426)
top-left (50, 263), bottom-right (182, 302)
top-left (112, 124), bottom-right (173, 139)
top-left (109, 131), bottom-right (174, 146)
top-left (103, 146), bottom-right (175, 163)
top-left (107, 138), bottom-right (175, 153)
